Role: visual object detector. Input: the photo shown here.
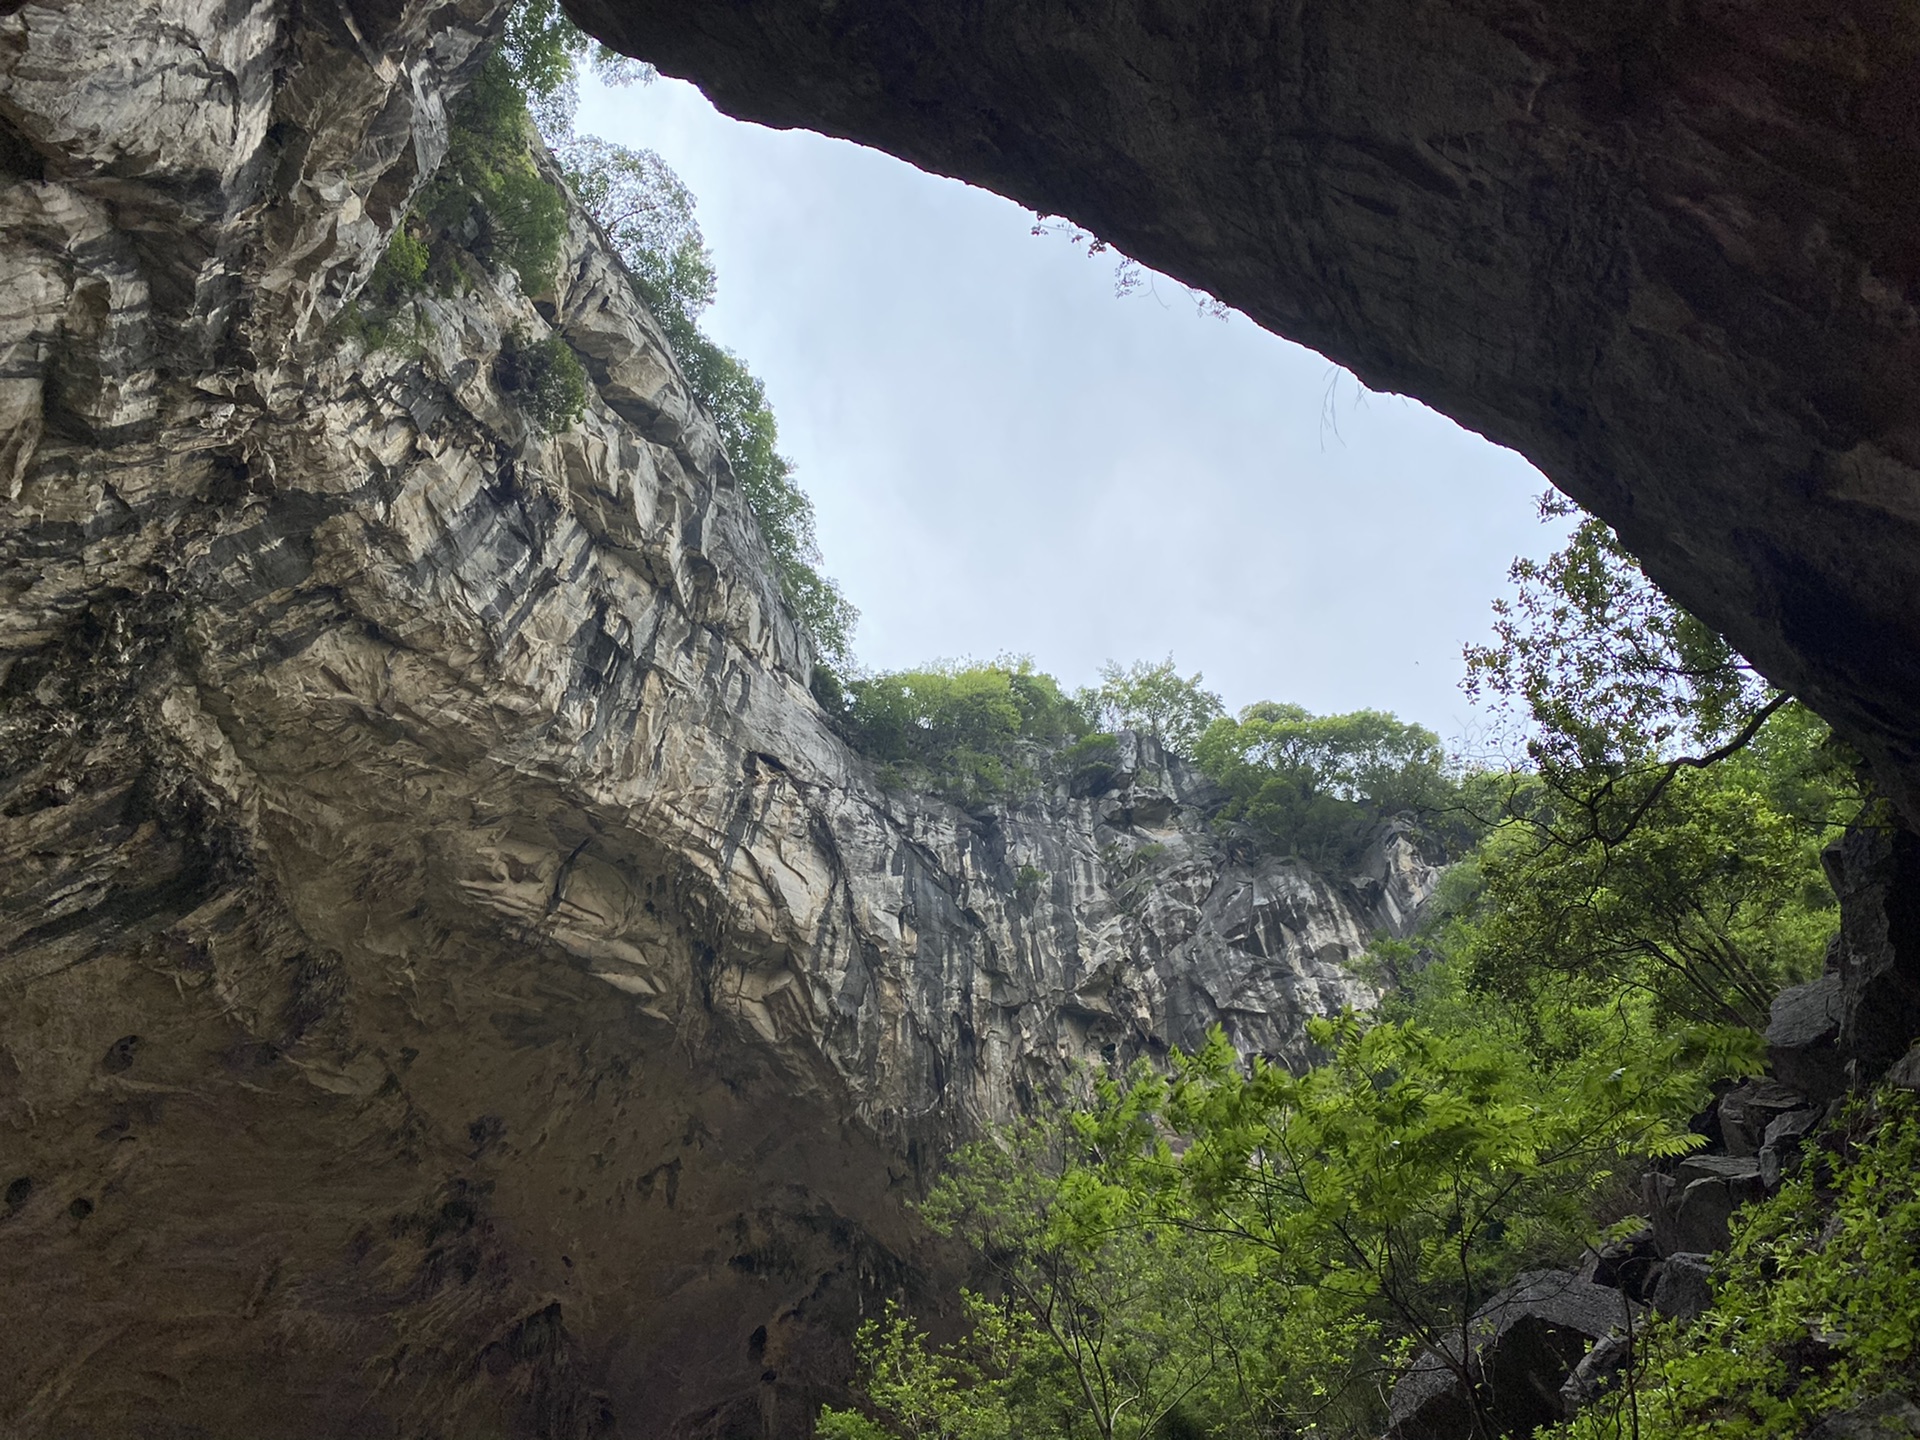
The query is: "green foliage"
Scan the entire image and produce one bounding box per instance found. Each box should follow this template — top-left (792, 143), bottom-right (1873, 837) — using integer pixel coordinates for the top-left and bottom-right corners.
top-left (497, 331), bottom-right (587, 431)
top-left (1548, 1093), bottom-right (1920, 1440)
top-left (1096, 1012), bottom-right (1752, 1436)
top-left (557, 135), bottom-right (715, 324)
top-left (419, 52), bottom-right (569, 294)
top-left (1193, 702), bottom-right (1457, 866)
top-left (836, 659), bottom-right (1088, 804)
top-left (556, 131), bottom-right (857, 664)
top-left (827, 1106), bottom-right (1289, 1440)
top-left (1465, 498), bottom-right (1772, 780)
top-left (1455, 704), bottom-right (1854, 1033)
top-left (1081, 658), bottom-right (1224, 754)
top-left (831, 1004), bottom-right (1754, 1440)
top-left (1062, 733), bottom-right (1126, 795)
top-left (367, 224), bottom-right (430, 306)
top-left (1452, 499), bottom-right (1862, 1035)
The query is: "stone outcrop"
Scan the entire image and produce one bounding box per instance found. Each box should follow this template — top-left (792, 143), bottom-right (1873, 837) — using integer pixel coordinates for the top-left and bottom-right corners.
top-left (0, 4), bottom-right (1440, 1434)
top-left (1386, 1270), bottom-right (1641, 1440)
top-left (568, 0), bottom-right (1920, 835)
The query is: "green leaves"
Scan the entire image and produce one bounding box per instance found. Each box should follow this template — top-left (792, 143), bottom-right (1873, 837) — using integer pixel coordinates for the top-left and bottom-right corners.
top-left (1550, 1095), bottom-right (1920, 1440)
top-left (835, 660), bottom-right (1089, 804)
top-left (1458, 703), bottom-right (1855, 1033)
top-left (1191, 702), bottom-right (1458, 865)
top-left (1464, 502), bottom-right (1772, 777)
top-left (1080, 659), bottom-right (1224, 754)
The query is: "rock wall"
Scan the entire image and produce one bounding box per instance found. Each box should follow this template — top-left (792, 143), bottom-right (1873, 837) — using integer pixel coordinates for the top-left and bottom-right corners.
top-left (0, 4), bottom-right (1436, 1435)
top-left (567, 0), bottom-right (1920, 833)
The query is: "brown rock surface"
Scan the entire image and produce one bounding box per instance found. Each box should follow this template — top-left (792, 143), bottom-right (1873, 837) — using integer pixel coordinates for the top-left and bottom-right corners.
top-left (566, 0), bottom-right (1920, 825)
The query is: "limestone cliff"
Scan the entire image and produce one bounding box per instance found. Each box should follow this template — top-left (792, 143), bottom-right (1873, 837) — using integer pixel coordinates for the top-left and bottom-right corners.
top-left (0, 4), bottom-right (1436, 1435)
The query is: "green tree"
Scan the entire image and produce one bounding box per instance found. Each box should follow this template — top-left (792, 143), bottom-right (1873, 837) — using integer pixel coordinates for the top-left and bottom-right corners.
top-left (838, 659), bottom-right (1087, 804)
top-left (1458, 706), bottom-right (1851, 1032)
top-left (1193, 702), bottom-right (1455, 865)
top-left (1462, 498), bottom-right (1790, 847)
top-left (1081, 658), bottom-right (1224, 754)
top-left (1455, 498), bottom-right (1862, 1033)
top-left (823, 1102), bottom-right (1286, 1440)
top-left (1099, 1016), bottom-right (1753, 1437)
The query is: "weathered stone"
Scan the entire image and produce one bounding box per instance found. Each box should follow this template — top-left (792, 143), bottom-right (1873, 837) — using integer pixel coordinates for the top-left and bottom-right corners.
top-left (1823, 824), bottom-right (1920, 1081)
top-left (1718, 1080), bottom-right (1816, 1159)
top-left (1769, 974), bottom-right (1849, 1101)
top-left (1759, 1106), bottom-right (1824, 1188)
top-left (567, 0), bottom-right (1920, 836)
top-left (1577, 1222), bottom-right (1659, 1303)
top-left (1651, 1252), bottom-right (1714, 1324)
top-left (1387, 1270), bottom-right (1639, 1440)
top-left (1558, 1332), bottom-right (1633, 1419)
top-left (1653, 1157), bottom-right (1766, 1257)
top-left (1807, 1394), bottom-right (1920, 1440)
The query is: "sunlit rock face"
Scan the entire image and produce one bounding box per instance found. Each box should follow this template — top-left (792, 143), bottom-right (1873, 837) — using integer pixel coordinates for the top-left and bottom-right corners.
top-left (0, 4), bottom-right (1435, 1434)
top-left (569, 0), bottom-right (1920, 830)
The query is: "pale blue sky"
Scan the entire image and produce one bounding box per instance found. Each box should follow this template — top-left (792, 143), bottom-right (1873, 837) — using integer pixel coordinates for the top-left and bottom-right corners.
top-left (576, 76), bottom-right (1568, 745)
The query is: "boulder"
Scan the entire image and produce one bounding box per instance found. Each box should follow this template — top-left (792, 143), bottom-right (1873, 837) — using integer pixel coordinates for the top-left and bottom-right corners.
top-left (1718, 1081), bottom-right (1816, 1159)
top-left (1651, 1253), bottom-right (1714, 1324)
top-left (1768, 974), bottom-right (1849, 1102)
top-left (1806, 1394), bottom-right (1920, 1439)
top-left (1759, 1107), bottom-right (1824, 1189)
top-left (1824, 825), bottom-right (1920, 1082)
top-left (1558, 1333), bottom-right (1633, 1418)
top-left (1386, 1271), bottom-right (1639, 1440)
top-left (1649, 1156), bottom-right (1766, 1256)
top-left (1577, 1223), bottom-right (1660, 1304)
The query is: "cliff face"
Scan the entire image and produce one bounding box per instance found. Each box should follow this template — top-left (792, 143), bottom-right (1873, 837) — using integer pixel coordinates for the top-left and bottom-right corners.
top-left (0, 5), bottom-right (1435, 1435)
top-left (566, 0), bottom-right (1920, 833)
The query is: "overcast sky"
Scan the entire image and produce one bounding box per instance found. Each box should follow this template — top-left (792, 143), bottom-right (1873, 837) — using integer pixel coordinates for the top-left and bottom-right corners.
top-left (576, 77), bottom-right (1570, 746)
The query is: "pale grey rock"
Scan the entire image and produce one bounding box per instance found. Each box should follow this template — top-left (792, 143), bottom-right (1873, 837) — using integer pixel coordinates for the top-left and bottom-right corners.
top-left (1769, 973), bottom-right (1848, 1101)
top-left (1559, 1333), bottom-right (1633, 1418)
top-left (0, 3), bottom-right (1439, 1434)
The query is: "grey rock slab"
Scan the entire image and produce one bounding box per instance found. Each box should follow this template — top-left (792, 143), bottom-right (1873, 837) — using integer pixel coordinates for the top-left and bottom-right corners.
top-left (1807, 1394), bottom-right (1920, 1440)
top-left (1652, 1253), bottom-right (1714, 1324)
top-left (1387, 1270), bottom-right (1640, 1440)
top-left (1769, 974), bottom-right (1849, 1101)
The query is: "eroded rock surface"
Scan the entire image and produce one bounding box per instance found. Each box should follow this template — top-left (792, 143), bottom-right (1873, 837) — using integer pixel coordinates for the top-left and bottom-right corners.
top-left (569, 0), bottom-right (1920, 830)
top-left (0, 4), bottom-right (1436, 1434)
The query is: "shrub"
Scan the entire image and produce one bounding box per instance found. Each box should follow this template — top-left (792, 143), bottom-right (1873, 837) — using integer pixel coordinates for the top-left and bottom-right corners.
top-left (840, 659), bottom-right (1088, 804)
top-left (1081, 658), bottom-right (1223, 754)
top-left (420, 54), bottom-right (569, 293)
top-left (1547, 1093), bottom-right (1920, 1440)
top-left (367, 224), bottom-right (430, 306)
top-left (1193, 702), bottom-right (1456, 866)
top-left (497, 331), bottom-right (587, 431)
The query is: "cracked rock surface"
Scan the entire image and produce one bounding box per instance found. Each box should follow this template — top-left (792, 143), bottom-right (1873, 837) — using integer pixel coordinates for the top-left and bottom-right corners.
top-left (0, 4), bottom-right (1435, 1434)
